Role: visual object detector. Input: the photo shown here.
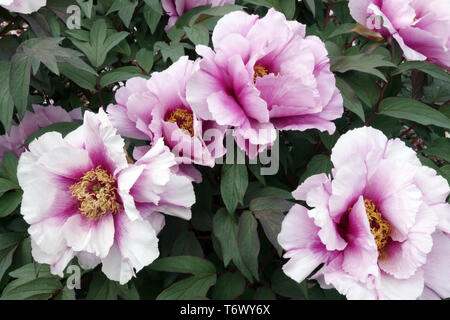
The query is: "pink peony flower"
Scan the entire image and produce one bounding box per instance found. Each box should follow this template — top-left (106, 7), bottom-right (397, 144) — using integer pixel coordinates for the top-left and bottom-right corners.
top-left (0, 0), bottom-right (46, 14)
top-left (0, 104), bottom-right (82, 161)
top-left (186, 9), bottom-right (343, 159)
top-left (278, 126), bottom-right (450, 299)
top-left (161, 0), bottom-right (235, 31)
top-left (17, 110), bottom-right (195, 284)
top-left (108, 56), bottom-right (227, 178)
top-left (349, 0), bottom-right (450, 68)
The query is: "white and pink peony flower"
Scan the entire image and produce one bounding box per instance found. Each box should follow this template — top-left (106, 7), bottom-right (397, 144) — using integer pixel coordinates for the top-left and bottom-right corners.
top-left (108, 56), bottom-right (227, 181)
top-left (278, 126), bottom-right (450, 300)
top-left (0, 0), bottom-right (46, 14)
top-left (349, 0), bottom-right (450, 68)
top-left (17, 110), bottom-right (195, 284)
top-left (186, 8), bottom-right (343, 159)
top-left (0, 104), bottom-right (82, 162)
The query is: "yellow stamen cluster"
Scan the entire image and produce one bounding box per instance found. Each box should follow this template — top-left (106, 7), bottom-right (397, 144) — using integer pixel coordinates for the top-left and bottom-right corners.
top-left (253, 65), bottom-right (269, 83)
top-left (70, 166), bottom-right (121, 220)
top-left (364, 199), bottom-right (391, 259)
top-left (165, 108), bottom-right (194, 137)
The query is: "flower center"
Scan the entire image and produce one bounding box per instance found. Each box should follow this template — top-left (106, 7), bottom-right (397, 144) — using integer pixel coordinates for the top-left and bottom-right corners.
top-left (364, 199), bottom-right (391, 259)
top-left (165, 108), bottom-right (194, 137)
top-left (253, 65), bottom-right (269, 83)
top-left (70, 166), bottom-right (121, 220)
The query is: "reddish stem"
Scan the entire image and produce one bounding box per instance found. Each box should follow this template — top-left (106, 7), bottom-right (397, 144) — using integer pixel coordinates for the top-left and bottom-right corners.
top-left (365, 78), bottom-right (390, 126)
top-left (323, 2), bottom-right (334, 30)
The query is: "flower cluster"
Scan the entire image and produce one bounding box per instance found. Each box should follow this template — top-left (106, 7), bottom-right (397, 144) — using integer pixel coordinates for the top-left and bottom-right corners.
top-left (10, 3), bottom-right (450, 299)
top-left (278, 127), bottom-right (450, 300)
top-left (109, 8), bottom-right (343, 163)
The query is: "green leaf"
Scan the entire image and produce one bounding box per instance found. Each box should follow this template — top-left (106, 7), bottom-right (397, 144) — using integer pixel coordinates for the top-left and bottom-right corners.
top-left (59, 62), bottom-right (97, 91)
top-left (422, 138), bottom-right (450, 162)
top-left (319, 131), bottom-right (340, 151)
top-left (331, 53), bottom-right (396, 82)
top-left (106, 0), bottom-right (138, 27)
top-left (378, 97), bottom-right (450, 130)
top-left (0, 191), bottom-right (23, 218)
top-left (2, 151), bottom-right (19, 184)
top-left (76, 0), bottom-right (93, 19)
top-left (251, 197), bottom-right (293, 255)
top-left (0, 178), bottom-right (19, 193)
top-left (184, 24), bottom-right (210, 46)
top-left (0, 233), bottom-right (25, 283)
top-left (253, 286), bottom-right (276, 300)
top-left (212, 209), bottom-right (254, 282)
top-left (220, 164), bottom-right (248, 214)
top-left (211, 272), bottom-right (246, 300)
top-left (1, 263), bottom-right (61, 300)
top-left (150, 256), bottom-right (216, 275)
top-left (393, 61), bottom-right (450, 83)
top-left (154, 41), bottom-right (185, 63)
top-left (117, 282), bottom-right (140, 300)
top-left (87, 273), bottom-right (117, 300)
top-left (71, 20), bottom-right (129, 67)
top-left (143, 3), bottom-right (163, 34)
top-left (1, 277), bottom-right (62, 300)
top-left (300, 154), bottom-right (333, 183)
top-left (156, 273), bottom-right (216, 300)
top-left (304, 0), bottom-right (316, 17)
top-left (135, 48), bottom-right (154, 73)
top-left (24, 121), bottom-right (82, 146)
top-left (280, 0), bottom-right (295, 19)
top-left (9, 54), bottom-right (31, 118)
top-left (238, 211), bottom-right (260, 281)
top-left (244, 0), bottom-right (282, 12)
top-left (327, 23), bottom-right (356, 40)
top-left (99, 67), bottom-right (143, 88)
top-left (336, 77), bottom-right (365, 122)
top-left (0, 61), bottom-right (14, 132)
top-left (271, 268), bottom-right (307, 299)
